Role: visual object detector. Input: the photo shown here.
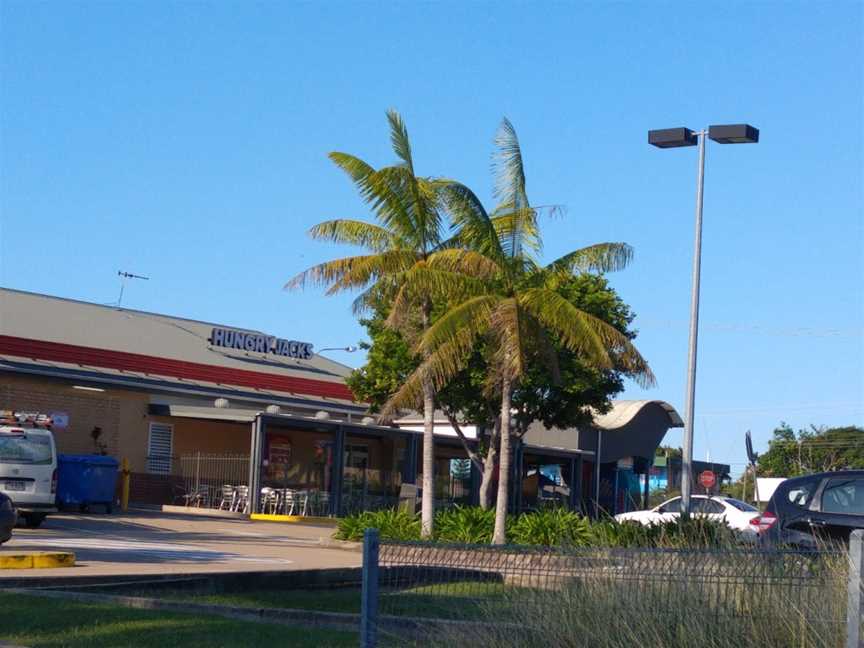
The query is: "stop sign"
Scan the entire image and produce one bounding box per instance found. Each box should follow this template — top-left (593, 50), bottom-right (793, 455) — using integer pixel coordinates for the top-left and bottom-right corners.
top-left (699, 470), bottom-right (716, 490)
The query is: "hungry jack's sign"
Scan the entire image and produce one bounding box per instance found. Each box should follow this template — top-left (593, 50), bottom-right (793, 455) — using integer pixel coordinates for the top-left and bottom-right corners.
top-left (209, 327), bottom-right (314, 360)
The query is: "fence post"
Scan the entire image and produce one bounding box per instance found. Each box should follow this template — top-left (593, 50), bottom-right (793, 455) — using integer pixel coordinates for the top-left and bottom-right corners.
top-left (848, 529), bottom-right (864, 648)
top-left (195, 452), bottom-right (201, 493)
top-left (361, 528), bottom-right (380, 648)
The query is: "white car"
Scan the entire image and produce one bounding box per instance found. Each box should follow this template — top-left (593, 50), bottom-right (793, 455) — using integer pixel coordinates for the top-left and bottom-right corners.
top-left (614, 495), bottom-right (760, 540)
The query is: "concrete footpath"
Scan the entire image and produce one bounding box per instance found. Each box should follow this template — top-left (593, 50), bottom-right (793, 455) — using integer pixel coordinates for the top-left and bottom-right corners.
top-left (0, 509), bottom-right (359, 580)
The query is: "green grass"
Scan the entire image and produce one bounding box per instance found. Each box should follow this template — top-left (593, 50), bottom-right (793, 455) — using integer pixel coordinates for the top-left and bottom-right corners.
top-left (171, 587), bottom-right (362, 614)
top-left (161, 581), bottom-right (510, 621)
top-left (0, 592), bottom-right (358, 648)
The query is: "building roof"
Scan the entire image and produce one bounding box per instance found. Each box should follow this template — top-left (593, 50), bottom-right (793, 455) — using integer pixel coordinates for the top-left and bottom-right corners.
top-left (523, 400), bottom-right (684, 463)
top-left (0, 287), bottom-right (359, 408)
top-left (591, 400), bottom-right (684, 430)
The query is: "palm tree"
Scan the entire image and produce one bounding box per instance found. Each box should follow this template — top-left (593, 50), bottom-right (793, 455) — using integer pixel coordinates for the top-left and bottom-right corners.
top-left (383, 118), bottom-right (655, 544)
top-left (286, 109), bottom-right (460, 537)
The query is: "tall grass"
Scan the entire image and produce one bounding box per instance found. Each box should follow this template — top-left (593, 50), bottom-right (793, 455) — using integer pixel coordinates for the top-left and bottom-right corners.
top-left (421, 550), bottom-right (849, 648)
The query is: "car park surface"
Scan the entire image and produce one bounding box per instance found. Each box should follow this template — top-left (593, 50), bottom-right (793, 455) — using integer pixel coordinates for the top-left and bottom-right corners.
top-left (0, 509), bottom-right (359, 578)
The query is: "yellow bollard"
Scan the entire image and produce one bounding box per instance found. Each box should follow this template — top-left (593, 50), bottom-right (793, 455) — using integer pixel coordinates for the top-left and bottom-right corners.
top-left (121, 457), bottom-right (130, 512)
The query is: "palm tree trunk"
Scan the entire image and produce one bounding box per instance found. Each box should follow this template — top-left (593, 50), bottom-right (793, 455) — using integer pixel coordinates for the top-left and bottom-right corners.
top-left (421, 378), bottom-right (435, 538)
top-left (419, 301), bottom-right (436, 539)
top-left (492, 376), bottom-right (512, 545)
top-left (478, 421), bottom-right (500, 510)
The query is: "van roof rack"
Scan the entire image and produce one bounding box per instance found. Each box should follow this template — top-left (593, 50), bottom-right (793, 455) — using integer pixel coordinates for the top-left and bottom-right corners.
top-left (0, 411), bottom-right (53, 429)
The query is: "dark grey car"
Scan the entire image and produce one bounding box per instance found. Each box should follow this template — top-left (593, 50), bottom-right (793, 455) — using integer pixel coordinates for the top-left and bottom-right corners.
top-left (753, 470), bottom-right (864, 547)
top-left (0, 491), bottom-right (16, 544)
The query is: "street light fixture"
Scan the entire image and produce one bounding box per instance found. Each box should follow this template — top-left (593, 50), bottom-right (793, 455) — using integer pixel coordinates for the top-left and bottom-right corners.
top-left (649, 122), bottom-right (759, 515)
top-left (317, 346), bottom-right (358, 354)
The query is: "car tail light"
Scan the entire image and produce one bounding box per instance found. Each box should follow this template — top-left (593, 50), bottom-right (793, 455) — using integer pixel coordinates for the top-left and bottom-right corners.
top-left (750, 512), bottom-right (777, 533)
top-left (51, 469), bottom-right (57, 494)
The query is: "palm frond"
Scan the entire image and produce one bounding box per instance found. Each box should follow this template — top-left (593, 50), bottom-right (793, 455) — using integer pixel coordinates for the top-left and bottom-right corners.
top-left (328, 153), bottom-right (418, 244)
top-left (308, 219), bottom-right (397, 253)
top-left (545, 243), bottom-right (634, 275)
top-left (488, 297), bottom-right (525, 383)
top-left (328, 151), bottom-right (376, 184)
top-left (492, 117), bottom-right (528, 209)
top-left (384, 266), bottom-right (490, 331)
top-left (284, 251), bottom-right (417, 293)
top-left (366, 166), bottom-right (443, 249)
top-left (439, 183), bottom-right (507, 265)
top-left (387, 109), bottom-right (414, 174)
top-left (415, 294), bottom-right (499, 356)
top-left (518, 288), bottom-right (656, 388)
top-left (426, 248), bottom-right (501, 281)
top-left (491, 206), bottom-right (542, 260)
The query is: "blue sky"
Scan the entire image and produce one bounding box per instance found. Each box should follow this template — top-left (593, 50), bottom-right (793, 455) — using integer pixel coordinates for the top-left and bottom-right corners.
top-left (1, 2), bottom-right (862, 474)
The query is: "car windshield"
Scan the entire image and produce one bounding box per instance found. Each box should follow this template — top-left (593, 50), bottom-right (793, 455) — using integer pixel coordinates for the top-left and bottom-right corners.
top-left (724, 498), bottom-right (759, 512)
top-left (0, 434), bottom-right (53, 465)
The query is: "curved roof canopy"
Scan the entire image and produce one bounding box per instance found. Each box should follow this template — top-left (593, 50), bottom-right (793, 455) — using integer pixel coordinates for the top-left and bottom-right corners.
top-left (523, 400), bottom-right (683, 464)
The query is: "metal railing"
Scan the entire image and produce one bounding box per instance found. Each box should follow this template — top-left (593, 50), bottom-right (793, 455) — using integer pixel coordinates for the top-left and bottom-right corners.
top-left (175, 453), bottom-right (250, 508)
top-left (360, 529), bottom-right (864, 648)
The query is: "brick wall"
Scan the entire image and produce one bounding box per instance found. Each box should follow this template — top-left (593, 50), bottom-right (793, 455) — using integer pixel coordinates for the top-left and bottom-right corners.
top-left (0, 373), bottom-right (150, 469)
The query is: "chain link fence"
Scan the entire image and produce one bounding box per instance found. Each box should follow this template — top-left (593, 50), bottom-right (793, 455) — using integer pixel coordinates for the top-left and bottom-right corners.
top-left (360, 531), bottom-right (860, 648)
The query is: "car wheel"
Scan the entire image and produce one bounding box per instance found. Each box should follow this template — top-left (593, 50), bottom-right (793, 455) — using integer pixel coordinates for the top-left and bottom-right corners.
top-left (23, 514), bottom-right (46, 529)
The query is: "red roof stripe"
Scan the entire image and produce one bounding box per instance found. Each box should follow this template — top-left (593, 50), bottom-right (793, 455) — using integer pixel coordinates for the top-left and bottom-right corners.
top-left (0, 335), bottom-right (356, 402)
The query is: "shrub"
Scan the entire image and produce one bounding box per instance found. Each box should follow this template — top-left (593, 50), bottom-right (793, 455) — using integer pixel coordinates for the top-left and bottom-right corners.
top-left (334, 508), bottom-right (421, 541)
top-left (508, 507), bottom-right (592, 546)
top-left (335, 506), bottom-right (739, 549)
top-left (434, 505), bottom-right (496, 544)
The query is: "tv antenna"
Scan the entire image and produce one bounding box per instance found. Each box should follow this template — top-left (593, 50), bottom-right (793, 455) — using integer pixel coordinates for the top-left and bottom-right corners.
top-left (117, 270), bottom-right (149, 306)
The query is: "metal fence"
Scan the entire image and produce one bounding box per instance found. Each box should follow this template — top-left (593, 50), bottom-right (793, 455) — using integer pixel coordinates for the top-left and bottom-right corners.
top-left (175, 453), bottom-right (249, 508)
top-left (360, 530), bottom-right (864, 648)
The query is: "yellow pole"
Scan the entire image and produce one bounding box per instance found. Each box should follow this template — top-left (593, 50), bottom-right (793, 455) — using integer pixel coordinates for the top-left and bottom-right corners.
top-left (120, 457), bottom-right (130, 512)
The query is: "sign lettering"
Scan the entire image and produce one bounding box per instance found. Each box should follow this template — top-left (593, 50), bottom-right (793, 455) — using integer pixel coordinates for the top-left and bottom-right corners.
top-left (209, 328), bottom-right (314, 360)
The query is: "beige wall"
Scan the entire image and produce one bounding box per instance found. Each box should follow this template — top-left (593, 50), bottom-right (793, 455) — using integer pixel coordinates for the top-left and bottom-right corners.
top-left (149, 416), bottom-right (251, 456)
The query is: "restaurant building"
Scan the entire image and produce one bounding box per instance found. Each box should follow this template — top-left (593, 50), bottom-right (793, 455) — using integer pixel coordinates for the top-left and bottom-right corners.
top-left (0, 287), bottom-right (683, 516)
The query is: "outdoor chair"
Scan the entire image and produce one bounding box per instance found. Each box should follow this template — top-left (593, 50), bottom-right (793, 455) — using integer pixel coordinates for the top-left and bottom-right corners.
top-left (311, 491), bottom-right (330, 516)
top-left (217, 484), bottom-right (235, 510)
top-left (183, 486), bottom-right (210, 508)
top-left (295, 490), bottom-right (309, 516)
top-left (280, 489), bottom-right (308, 516)
top-left (260, 487), bottom-right (279, 514)
top-left (232, 485), bottom-right (249, 513)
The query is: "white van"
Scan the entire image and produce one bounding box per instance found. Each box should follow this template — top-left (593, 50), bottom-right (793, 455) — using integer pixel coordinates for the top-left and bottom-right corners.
top-left (0, 425), bottom-right (58, 528)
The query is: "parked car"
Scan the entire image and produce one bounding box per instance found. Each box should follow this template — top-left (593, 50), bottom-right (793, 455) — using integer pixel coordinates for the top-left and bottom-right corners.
top-left (615, 495), bottom-right (760, 539)
top-left (0, 425), bottom-right (58, 528)
top-left (0, 492), bottom-right (16, 544)
top-left (751, 470), bottom-right (864, 547)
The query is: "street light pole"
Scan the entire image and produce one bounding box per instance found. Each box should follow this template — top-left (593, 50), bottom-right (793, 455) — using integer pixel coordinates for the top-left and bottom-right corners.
top-left (648, 123), bottom-right (758, 516)
top-left (680, 130), bottom-right (707, 516)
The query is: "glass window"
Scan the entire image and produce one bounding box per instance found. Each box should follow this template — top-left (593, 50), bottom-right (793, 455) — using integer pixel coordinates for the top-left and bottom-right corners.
top-left (699, 499), bottom-right (726, 515)
top-left (344, 444), bottom-right (369, 470)
top-left (821, 479), bottom-right (864, 516)
top-left (658, 498), bottom-right (681, 513)
top-left (0, 434), bottom-right (52, 465)
top-left (785, 478), bottom-right (819, 508)
top-left (725, 498), bottom-right (759, 512)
